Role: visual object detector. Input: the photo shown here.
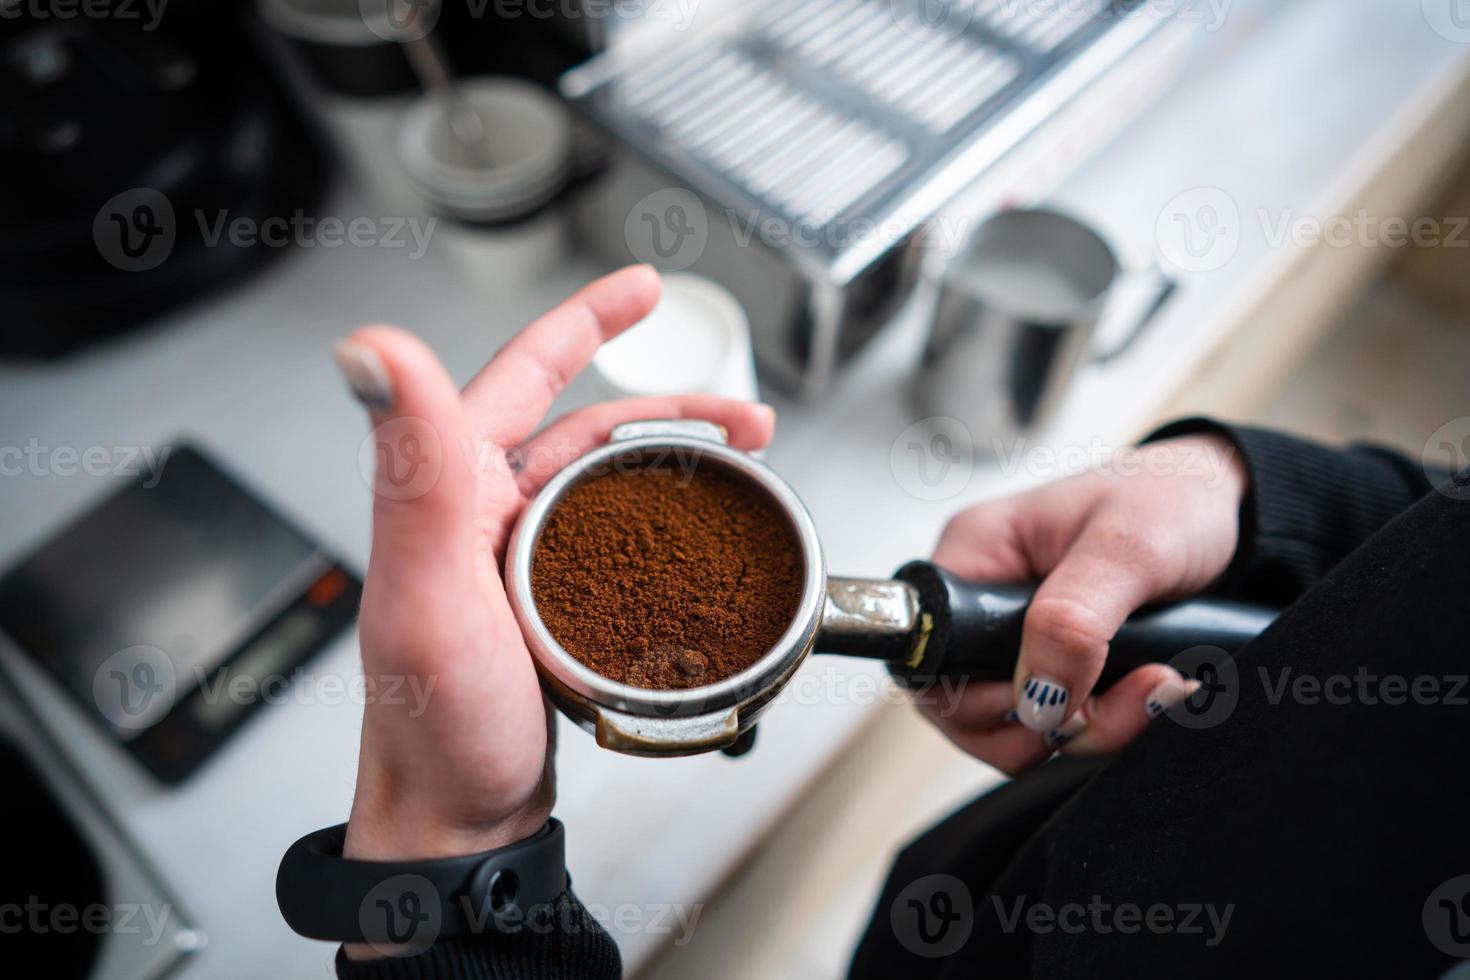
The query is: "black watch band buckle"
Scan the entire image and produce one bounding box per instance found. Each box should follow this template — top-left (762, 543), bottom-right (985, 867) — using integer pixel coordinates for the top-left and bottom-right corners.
top-left (277, 818), bottom-right (567, 947)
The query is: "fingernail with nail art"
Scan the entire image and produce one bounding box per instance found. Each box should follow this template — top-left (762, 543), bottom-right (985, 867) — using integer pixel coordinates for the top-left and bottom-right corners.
top-left (1044, 714), bottom-right (1087, 750)
top-left (334, 341), bottom-right (394, 411)
top-left (1145, 677), bottom-right (1202, 719)
top-left (1017, 675), bottom-right (1069, 732)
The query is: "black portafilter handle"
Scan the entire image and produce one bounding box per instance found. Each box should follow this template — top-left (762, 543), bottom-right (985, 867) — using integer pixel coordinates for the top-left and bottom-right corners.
top-left (889, 561), bottom-right (1277, 691)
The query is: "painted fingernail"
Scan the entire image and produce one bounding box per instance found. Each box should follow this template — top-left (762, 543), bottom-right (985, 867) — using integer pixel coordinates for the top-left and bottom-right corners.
top-left (1017, 675), bottom-right (1069, 732)
top-left (1044, 713), bottom-right (1088, 750)
top-left (1145, 677), bottom-right (1202, 719)
top-left (1003, 709), bottom-right (1020, 724)
top-left (505, 445), bottom-right (526, 474)
top-left (334, 340), bottom-right (394, 411)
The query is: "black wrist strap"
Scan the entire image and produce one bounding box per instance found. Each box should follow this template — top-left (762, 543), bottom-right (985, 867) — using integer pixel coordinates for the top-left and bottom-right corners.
top-left (276, 819), bottom-right (567, 946)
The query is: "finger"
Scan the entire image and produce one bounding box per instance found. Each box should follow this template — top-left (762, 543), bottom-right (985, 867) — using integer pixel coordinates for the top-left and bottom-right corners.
top-left (912, 683), bottom-right (1051, 775)
top-left (510, 396), bottom-right (777, 497)
top-left (1062, 665), bottom-right (1199, 756)
top-left (336, 326), bottom-right (475, 577)
top-left (930, 501), bottom-right (1034, 583)
top-left (462, 266), bottom-right (662, 444)
top-left (1011, 514), bottom-right (1168, 733)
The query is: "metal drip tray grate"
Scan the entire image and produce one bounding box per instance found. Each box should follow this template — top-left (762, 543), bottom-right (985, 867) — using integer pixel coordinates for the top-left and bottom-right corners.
top-left (757, 0), bottom-right (1025, 135)
top-left (615, 45), bottom-right (912, 225)
top-left (565, 0), bottom-right (1182, 282)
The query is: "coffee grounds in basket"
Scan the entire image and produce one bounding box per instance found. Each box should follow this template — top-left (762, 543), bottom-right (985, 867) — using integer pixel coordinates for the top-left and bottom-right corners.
top-left (530, 461), bottom-right (803, 690)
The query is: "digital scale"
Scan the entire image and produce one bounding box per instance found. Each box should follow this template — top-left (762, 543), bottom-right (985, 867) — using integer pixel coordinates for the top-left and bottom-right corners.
top-left (0, 446), bottom-right (362, 783)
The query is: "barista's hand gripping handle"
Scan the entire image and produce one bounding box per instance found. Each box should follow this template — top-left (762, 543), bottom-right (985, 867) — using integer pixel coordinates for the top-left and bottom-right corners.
top-left (888, 561), bottom-right (1276, 690)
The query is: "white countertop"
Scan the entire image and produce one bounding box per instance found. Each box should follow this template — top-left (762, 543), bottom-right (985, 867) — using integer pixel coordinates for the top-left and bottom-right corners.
top-left (3, 1), bottom-right (1468, 976)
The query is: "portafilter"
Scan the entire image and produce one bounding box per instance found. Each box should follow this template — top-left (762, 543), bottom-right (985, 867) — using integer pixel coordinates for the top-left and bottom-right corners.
top-left (506, 421), bottom-right (1274, 757)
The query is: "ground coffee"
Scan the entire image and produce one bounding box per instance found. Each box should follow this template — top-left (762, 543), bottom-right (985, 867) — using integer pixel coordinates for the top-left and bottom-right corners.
top-left (530, 460), bottom-right (803, 690)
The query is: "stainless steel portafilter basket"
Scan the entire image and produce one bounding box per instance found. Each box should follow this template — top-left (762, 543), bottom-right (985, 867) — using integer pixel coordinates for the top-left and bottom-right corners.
top-left (506, 421), bottom-right (1276, 758)
top-left (505, 420), bottom-right (828, 756)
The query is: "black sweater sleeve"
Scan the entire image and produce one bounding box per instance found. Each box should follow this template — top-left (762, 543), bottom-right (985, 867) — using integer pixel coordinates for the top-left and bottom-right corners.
top-left (334, 893), bottom-right (620, 980)
top-left (1144, 417), bottom-right (1455, 605)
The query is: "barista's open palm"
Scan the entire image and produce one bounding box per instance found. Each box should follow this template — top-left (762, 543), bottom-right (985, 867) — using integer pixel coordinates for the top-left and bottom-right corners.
top-left (337, 266), bottom-right (775, 868)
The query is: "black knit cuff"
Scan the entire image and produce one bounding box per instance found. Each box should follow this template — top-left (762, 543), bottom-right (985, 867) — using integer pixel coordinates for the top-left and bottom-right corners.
top-left (335, 892), bottom-right (621, 980)
top-left (1143, 418), bottom-right (1435, 604)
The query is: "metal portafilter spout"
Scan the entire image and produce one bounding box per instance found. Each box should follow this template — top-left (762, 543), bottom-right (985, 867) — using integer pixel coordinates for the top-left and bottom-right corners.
top-left (818, 563), bottom-right (1276, 691)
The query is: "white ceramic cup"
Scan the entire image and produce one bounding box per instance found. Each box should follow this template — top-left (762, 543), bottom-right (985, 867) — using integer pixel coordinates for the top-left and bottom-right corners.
top-left (592, 272), bottom-right (760, 404)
